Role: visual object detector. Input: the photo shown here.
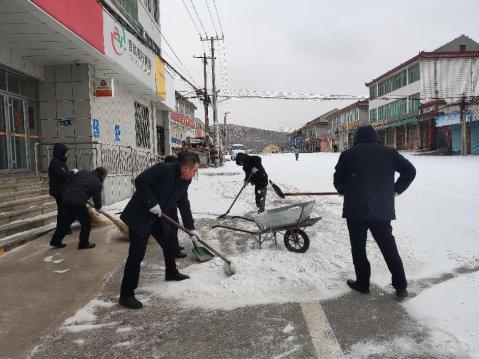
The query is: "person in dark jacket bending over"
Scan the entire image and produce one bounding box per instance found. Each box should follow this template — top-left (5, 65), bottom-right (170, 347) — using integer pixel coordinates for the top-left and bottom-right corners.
top-left (48, 143), bottom-right (77, 235)
top-left (119, 152), bottom-right (201, 309)
top-left (235, 152), bottom-right (268, 213)
top-left (333, 125), bottom-right (416, 299)
top-left (50, 167), bottom-right (107, 249)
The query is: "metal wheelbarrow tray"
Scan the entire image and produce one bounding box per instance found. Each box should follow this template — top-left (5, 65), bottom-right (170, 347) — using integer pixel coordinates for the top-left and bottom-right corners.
top-left (212, 201), bottom-right (321, 252)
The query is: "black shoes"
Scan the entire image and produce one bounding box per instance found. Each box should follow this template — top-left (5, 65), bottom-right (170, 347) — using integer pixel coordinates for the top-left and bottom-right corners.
top-left (119, 296), bottom-right (143, 309)
top-left (165, 272), bottom-right (190, 281)
top-left (396, 289), bottom-right (408, 299)
top-left (346, 279), bottom-right (370, 294)
top-left (78, 243), bottom-right (96, 250)
top-left (50, 242), bottom-right (66, 249)
top-left (176, 251), bottom-right (187, 259)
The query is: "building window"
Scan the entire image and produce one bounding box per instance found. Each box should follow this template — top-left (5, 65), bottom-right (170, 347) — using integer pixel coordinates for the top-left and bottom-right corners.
top-left (135, 102), bottom-right (150, 148)
top-left (370, 108), bottom-right (377, 122)
top-left (370, 84), bottom-right (377, 100)
top-left (460, 44), bottom-right (466, 52)
top-left (113, 0), bottom-right (139, 29)
top-left (409, 93), bottom-right (420, 111)
top-left (144, 0), bottom-right (159, 23)
top-left (408, 63), bottom-right (420, 84)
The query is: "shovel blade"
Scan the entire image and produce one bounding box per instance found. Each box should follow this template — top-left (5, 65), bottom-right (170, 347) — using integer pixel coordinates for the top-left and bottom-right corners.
top-left (192, 246), bottom-right (214, 262)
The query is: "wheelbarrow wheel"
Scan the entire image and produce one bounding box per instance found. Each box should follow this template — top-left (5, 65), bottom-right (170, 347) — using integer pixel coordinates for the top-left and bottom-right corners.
top-left (284, 229), bottom-right (309, 253)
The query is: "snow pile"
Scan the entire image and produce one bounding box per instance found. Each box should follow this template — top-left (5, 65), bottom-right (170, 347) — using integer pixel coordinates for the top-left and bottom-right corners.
top-left (62, 299), bottom-right (116, 333)
top-left (404, 271), bottom-right (479, 355)
top-left (143, 247), bottom-right (348, 310)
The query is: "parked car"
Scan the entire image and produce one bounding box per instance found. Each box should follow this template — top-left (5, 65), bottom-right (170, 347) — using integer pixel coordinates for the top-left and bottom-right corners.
top-left (230, 143), bottom-right (246, 160)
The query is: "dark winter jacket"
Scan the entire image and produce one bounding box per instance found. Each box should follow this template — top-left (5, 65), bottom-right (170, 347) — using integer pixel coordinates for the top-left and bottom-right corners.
top-left (62, 169), bottom-right (104, 209)
top-left (120, 162), bottom-right (194, 239)
top-left (48, 143), bottom-right (73, 198)
top-left (236, 153), bottom-right (268, 186)
top-left (333, 125), bottom-right (416, 220)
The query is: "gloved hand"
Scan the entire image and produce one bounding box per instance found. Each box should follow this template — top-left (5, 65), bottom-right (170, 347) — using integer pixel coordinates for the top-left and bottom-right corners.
top-left (72, 168), bottom-right (79, 174)
top-left (251, 167), bottom-right (258, 174)
top-left (149, 204), bottom-right (162, 217)
top-left (189, 230), bottom-right (202, 241)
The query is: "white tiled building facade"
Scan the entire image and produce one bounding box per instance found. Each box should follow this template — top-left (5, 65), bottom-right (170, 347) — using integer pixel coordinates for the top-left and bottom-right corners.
top-left (0, 0), bottom-right (177, 203)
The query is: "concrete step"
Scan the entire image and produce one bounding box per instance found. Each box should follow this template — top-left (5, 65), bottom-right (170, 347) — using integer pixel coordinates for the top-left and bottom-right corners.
top-left (0, 211), bottom-right (57, 239)
top-left (0, 181), bottom-right (47, 194)
top-left (0, 202), bottom-right (57, 226)
top-left (0, 195), bottom-right (53, 213)
top-left (0, 222), bottom-right (56, 253)
top-left (0, 187), bottom-right (49, 202)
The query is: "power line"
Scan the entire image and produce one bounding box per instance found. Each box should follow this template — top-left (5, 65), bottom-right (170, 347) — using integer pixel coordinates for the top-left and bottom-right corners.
top-left (189, 0), bottom-right (208, 37)
top-left (204, 0), bottom-right (218, 37)
top-left (179, 0), bottom-right (203, 38)
top-left (211, 0), bottom-right (224, 36)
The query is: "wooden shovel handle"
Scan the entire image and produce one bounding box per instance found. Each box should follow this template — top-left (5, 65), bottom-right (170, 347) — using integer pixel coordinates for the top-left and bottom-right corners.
top-left (284, 192), bottom-right (338, 196)
top-left (160, 213), bottom-right (231, 265)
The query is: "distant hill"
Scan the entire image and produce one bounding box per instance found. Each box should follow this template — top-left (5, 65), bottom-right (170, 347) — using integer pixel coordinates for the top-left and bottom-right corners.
top-left (219, 124), bottom-right (289, 153)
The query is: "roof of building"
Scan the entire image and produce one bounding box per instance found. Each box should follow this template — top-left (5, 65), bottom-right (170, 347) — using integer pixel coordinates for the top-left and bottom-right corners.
top-left (365, 35), bottom-right (479, 86)
top-left (175, 91), bottom-right (197, 110)
top-left (326, 99), bottom-right (369, 119)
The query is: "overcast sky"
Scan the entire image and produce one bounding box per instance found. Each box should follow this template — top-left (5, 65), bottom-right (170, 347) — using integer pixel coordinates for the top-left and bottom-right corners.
top-left (160, 0), bottom-right (479, 131)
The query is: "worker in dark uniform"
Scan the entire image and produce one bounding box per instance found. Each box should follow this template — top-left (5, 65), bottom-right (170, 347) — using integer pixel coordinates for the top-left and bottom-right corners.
top-left (164, 155), bottom-right (187, 259)
top-left (235, 152), bottom-right (268, 213)
top-left (50, 167), bottom-right (107, 249)
top-left (119, 152), bottom-right (201, 309)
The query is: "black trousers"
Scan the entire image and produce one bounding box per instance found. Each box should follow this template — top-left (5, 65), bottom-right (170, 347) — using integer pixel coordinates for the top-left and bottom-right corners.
top-left (50, 204), bottom-right (92, 246)
top-left (346, 219), bottom-right (407, 291)
top-left (120, 223), bottom-right (177, 298)
top-left (255, 182), bottom-right (267, 212)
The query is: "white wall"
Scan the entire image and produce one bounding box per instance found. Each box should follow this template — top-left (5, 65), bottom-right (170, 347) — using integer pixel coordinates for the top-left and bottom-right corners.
top-left (420, 57), bottom-right (479, 102)
top-left (0, 45), bottom-right (43, 80)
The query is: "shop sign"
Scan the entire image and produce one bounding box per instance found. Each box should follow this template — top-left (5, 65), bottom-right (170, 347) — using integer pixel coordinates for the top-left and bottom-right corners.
top-left (435, 111), bottom-right (472, 127)
top-left (58, 119), bottom-right (72, 127)
top-left (95, 78), bottom-right (114, 97)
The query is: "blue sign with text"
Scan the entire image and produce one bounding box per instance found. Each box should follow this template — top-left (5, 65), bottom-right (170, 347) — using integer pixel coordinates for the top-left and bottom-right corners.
top-left (92, 119), bottom-right (100, 138)
top-left (114, 124), bottom-right (121, 141)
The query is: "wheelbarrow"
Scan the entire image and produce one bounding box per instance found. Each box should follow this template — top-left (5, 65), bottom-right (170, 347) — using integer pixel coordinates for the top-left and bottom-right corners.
top-left (212, 201), bottom-right (321, 252)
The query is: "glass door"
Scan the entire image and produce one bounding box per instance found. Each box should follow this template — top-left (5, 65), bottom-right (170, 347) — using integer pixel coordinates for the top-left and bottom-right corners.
top-left (8, 97), bottom-right (28, 170)
top-left (0, 95), bottom-right (9, 171)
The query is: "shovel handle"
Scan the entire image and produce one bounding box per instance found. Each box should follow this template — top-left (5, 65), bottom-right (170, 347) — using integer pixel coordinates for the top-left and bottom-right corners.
top-left (160, 213), bottom-right (231, 265)
top-left (284, 192), bottom-right (338, 196)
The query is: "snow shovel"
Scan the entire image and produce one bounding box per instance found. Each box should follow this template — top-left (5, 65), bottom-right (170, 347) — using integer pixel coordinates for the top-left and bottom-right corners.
top-left (218, 171), bottom-right (254, 219)
top-left (269, 180), bottom-right (338, 199)
top-left (160, 213), bottom-right (236, 274)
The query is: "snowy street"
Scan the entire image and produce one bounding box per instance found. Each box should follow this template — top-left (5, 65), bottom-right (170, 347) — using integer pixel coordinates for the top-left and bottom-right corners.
top-left (1, 153), bottom-right (478, 358)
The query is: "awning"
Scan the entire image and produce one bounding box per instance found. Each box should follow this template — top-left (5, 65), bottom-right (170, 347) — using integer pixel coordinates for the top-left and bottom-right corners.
top-left (373, 110), bottom-right (419, 130)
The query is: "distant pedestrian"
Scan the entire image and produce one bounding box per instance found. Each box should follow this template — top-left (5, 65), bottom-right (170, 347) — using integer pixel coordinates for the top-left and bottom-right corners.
top-left (294, 147), bottom-right (300, 161)
top-left (235, 152), bottom-right (268, 213)
top-left (333, 125), bottom-right (416, 299)
top-left (48, 143), bottom-right (77, 236)
top-left (49, 167), bottom-right (107, 250)
top-left (119, 152), bottom-right (201, 309)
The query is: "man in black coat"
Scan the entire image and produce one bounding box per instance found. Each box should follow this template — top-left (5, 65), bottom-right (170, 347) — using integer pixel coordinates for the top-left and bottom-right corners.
top-left (164, 155), bottom-right (187, 259)
top-left (48, 143), bottom-right (76, 235)
top-left (235, 152), bottom-right (268, 213)
top-left (119, 152), bottom-right (201, 309)
top-left (49, 167), bottom-right (107, 250)
top-left (333, 125), bottom-right (416, 299)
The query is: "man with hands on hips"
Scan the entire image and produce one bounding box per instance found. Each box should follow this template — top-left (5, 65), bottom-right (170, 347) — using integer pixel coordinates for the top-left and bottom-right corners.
top-left (119, 152), bottom-right (201, 309)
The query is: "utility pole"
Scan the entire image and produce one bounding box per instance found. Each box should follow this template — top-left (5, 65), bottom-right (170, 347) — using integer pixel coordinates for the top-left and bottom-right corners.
top-left (223, 111), bottom-right (230, 152)
top-left (194, 53), bottom-right (211, 143)
top-left (460, 94), bottom-right (468, 156)
top-left (201, 35), bottom-right (224, 165)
